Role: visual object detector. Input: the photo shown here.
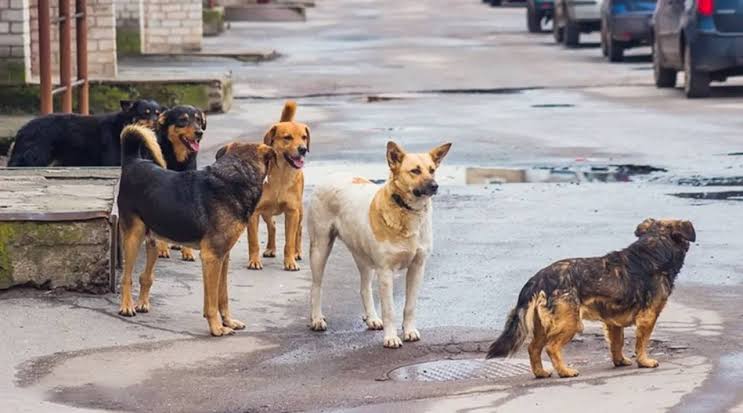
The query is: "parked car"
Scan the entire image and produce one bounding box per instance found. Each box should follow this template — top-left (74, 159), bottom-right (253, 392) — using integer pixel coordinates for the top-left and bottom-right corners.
top-left (527, 0), bottom-right (555, 32)
top-left (553, 0), bottom-right (603, 46)
top-left (653, 0), bottom-right (743, 98)
top-left (600, 0), bottom-right (656, 61)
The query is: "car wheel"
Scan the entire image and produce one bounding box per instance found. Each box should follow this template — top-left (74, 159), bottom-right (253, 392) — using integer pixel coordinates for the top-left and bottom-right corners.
top-left (600, 23), bottom-right (608, 57)
top-left (684, 44), bottom-right (710, 98)
top-left (527, 3), bottom-right (541, 33)
top-left (564, 20), bottom-right (580, 47)
top-left (489, 0), bottom-right (502, 6)
top-left (653, 37), bottom-right (676, 88)
top-left (553, 19), bottom-right (564, 43)
top-left (608, 37), bottom-right (624, 62)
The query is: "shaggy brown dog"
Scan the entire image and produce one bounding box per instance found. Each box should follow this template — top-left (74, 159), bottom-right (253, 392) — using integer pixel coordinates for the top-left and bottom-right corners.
top-left (487, 219), bottom-right (695, 378)
top-left (247, 100), bottom-right (309, 271)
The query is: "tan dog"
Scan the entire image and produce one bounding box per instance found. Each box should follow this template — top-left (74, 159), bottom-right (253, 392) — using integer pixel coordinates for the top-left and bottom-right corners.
top-left (307, 141), bottom-right (451, 348)
top-left (247, 101), bottom-right (309, 271)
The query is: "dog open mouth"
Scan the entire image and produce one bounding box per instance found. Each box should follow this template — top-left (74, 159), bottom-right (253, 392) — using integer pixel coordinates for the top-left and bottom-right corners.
top-left (284, 153), bottom-right (305, 169)
top-left (180, 136), bottom-right (201, 153)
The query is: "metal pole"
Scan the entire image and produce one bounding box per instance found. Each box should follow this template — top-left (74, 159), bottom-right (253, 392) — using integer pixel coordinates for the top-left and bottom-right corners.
top-left (38, 0), bottom-right (53, 114)
top-left (59, 0), bottom-right (72, 113)
top-left (76, 0), bottom-right (88, 114)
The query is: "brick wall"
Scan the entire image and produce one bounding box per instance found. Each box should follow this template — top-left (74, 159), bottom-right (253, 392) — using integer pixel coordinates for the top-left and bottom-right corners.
top-left (142, 0), bottom-right (202, 53)
top-left (27, 0), bottom-right (117, 81)
top-left (0, 0), bottom-right (32, 84)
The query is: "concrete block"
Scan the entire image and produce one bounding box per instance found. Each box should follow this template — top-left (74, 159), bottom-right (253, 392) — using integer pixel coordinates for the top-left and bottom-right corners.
top-left (0, 34), bottom-right (22, 46)
top-left (9, 0), bottom-right (23, 8)
top-left (10, 22), bottom-right (24, 34)
top-left (1, 9), bottom-right (24, 21)
top-left (0, 22), bottom-right (9, 34)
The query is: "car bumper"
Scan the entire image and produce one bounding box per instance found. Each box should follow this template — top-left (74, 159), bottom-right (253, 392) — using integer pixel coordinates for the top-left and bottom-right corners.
top-left (567, 1), bottom-right (601, 21)
top-left (608, 13), bottom-right (653, 42)
top-left (691, 32), bottom-right (743, 72)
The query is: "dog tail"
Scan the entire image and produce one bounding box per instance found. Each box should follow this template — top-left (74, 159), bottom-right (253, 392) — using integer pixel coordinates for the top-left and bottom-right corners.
top-left (120, 124), bottom-right (166, 168)
top-left (486, 280), bottom-right (546, 359)
top-left (280, 100), bottom-right (296, 122)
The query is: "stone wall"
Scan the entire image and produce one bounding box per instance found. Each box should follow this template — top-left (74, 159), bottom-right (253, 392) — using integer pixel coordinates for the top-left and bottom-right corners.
top-left (115, 0), bottom-right (142, 55)
top-left (26, 0), bottom-right (117, 81)
top-left (142, 0), bottom-right (202, 53)
top-left (0, 0), bottom-right (32, 84)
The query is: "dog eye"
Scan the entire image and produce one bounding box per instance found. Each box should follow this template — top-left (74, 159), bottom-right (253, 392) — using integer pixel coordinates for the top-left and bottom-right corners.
top-left (410, 168), bottom-right (421, 175)
top-left (302, 136), bottom-right (308, 141)
top-left (283, 135), bottom-right (292, 141)
top-left (429, 167), bottom-right (435, 174)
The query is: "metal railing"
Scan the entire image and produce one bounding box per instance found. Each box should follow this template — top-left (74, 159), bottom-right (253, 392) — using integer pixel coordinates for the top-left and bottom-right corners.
top-left (38, 0), bottom-right (89, 115)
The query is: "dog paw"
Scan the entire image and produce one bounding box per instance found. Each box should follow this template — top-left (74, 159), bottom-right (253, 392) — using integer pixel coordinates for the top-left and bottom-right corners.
top-left (613, 357), bottom-right (633, 367)
top-left (557, 368), bottom-right (580, 378)
top-left (295, 253), bottom-right (303, 261)
top-left (403, 328), bottom-right (421, 342)
top-left (118, 302), bottom-right (136, 317)
top-left (384, 336), bottom-right (403, 349)
top-left (310, 317), bottom-right (327, 331)
top-left (210, 326), bottom-right (235, 337)
top-left (284, 259), bottom-right (300, 271)
top-left (247, 258), bottom-right (263, 270)
top-left (365, 317), bottom-right (384, 330)
top-left (262, 249), bottom-right (276, 258)
top-left (533, 368), bottom-right (553, 379)
top-left (638, 358), bottom-right (659, 368)
top-left (223, 318), bottom-right (246, 330)
top-left (157, 248), bottom-right (171, 259)
top-left (181, 248), bottom-right (196, 261)
top-left (134, 301), bottom-right (150, 313)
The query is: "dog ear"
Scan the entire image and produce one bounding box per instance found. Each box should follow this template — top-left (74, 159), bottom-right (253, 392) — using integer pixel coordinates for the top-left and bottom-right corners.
top-left (264, 125), bottom-right (277, 146)
top-left (304, 126), bottom-right (311, 152)
top-left (672, 221), bottom-right (696, 243)
top-left (215, 143), bottom-right (235, 160)
top-left (634, 218), bottom-right (656, 237)
top-left (120, 100), bottom-right (134, 112)
top-left (199, 111), bottom-right (207, 131)
top-left (257, 143), bottom-right (277, 163)
top-left (386, 141), bottom-right (405, 172)
top-left (429, 142), bottom-right (452, 167)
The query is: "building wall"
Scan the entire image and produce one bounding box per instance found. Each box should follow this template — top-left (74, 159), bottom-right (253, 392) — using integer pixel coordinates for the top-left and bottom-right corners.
top-left (142, 0), bottom-right (202, 53)
top-left (0, 0), bottom-right (32, 84)
top-left (26, 0), bottom-right (117, 81)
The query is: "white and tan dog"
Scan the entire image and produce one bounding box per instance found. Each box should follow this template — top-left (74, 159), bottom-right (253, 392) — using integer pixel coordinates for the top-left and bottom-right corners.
top-left (307, 141), bottom-right (451, 348)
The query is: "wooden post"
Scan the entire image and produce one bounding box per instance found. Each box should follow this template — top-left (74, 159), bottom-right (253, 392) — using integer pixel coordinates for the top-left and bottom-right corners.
top-left (38, 0), bottom-right (53, 114)
top-left (76, 0), bottom-right (89, 114)
top-left (59, 0), bottom-right (73, 113)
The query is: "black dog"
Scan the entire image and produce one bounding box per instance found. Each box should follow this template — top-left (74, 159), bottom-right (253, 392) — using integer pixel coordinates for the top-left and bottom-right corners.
top-left (8, 100), bottom-right (162, 167)
top-left (116, 124), bottom-right (275, 336)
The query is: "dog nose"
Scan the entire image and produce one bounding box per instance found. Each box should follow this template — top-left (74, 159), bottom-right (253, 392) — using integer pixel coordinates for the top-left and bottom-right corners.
top-left (298, 146), bottom-right (308, 156)
top-left (428, 181), bottom-right (439, 194)
top-left (195, 129), bottom-right (204, 139)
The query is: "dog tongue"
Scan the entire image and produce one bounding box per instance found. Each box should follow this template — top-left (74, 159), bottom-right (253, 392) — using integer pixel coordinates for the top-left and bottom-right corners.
top-left (292, 157), bottom-right (304, 168)
top-left (188, 140), bottom-right (200, 152)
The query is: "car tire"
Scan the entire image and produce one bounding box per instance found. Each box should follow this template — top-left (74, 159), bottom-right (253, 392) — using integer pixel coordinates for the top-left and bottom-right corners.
top-left (607, 37), bottom-right (624, 62)
top-left (684, 45), bottom-right (710, 98)
top-left (527, 3), bottom-right (541, 33)
top-left (553, 19), bottom-right (564, 43)
top-left (653, 37), bottom-right (676, 88)
top-left (600, 23), bottom-right (608, 57)
top-left (489, 0), bottom-right (503, 6)
top-left (564, 20), bottom-right (580, 47)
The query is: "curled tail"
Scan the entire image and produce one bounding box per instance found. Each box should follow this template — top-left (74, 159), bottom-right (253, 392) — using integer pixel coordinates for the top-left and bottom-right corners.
top-left (120, 124), bottom-right (165, 168)
top-left (280, 100), bottom-right (297, 122)
top-left (486, 285), bottom-right (547, 359)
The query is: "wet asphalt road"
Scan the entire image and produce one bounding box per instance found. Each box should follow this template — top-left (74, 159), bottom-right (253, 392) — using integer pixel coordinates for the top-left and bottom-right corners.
top-left (4, 0), bottom-right (743, 412)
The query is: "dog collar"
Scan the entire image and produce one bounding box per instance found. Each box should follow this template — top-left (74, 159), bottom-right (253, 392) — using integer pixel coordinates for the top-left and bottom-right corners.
top-left (391, 193), bottom-right (418, 212)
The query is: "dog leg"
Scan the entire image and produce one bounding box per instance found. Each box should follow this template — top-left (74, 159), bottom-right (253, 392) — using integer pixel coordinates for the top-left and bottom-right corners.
top-left (157, 240), bottom-right (171, 258)
top-left (354, 255), bottom-right (382, 330)
top-left (181, 247), bottom-right (196, 262)
top-left (295, 206), bottom-right (303, 261)
top-left (262, 215), bottom-right (277, 258)
top-left (309, 230), bottom-right (335, 331)
top-left (635, 304), bottom-right (664, 368)
top-left (135, 238), bottom-right (158, 313)
top-left (402, 255), bottom-right (425, 342)
top-left (119, 218), bottom-right (146, 317)
top-left (247, 213), bottom-right (263, 270)
top-left (218, 253), bottom-right (245, 330)
top-left (528, 316), bottom-right (552, 378)
top-left (379, 270), bottom-right (402, 348)
top-left (544, 299), bottom-right (580, 377)
top-left (605, 324), bottom-right (632, 367)
top-left (201, 249), bottom-right (233, 337)
top-left (283, 210), bottom-right (301, 271)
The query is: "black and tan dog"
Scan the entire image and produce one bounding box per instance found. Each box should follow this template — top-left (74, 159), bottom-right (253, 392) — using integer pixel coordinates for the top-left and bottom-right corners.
top-left (487, 219), bottom-right (695, 378)
top-left (8, 99), bottom-right (162, 167)
top-left (246, 100), bottom-right (309, 271)
top-left (152, 105), bottom-right (207, 261)
top-left (117, 124), bottom-right (274, 336)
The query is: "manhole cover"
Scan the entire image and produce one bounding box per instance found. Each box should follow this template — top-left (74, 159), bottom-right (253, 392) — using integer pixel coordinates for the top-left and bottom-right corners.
top-left (388, 359), bottom-right (532, 382)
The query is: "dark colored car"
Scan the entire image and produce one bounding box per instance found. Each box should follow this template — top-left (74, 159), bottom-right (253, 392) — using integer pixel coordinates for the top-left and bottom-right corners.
top-left (653, 0), bottom-right (743, 97)
top-left (527, 0), bottom-right (555, 33)
top-left (600, 0), bottom-right (656, 61)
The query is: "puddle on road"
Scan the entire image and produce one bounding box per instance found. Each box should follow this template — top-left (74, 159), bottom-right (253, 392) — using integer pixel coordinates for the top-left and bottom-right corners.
top-left (676, 176), bottom-right (743, 187)
top-left (531, 103), bottom-right (575, 108)
top-left (675, 352), bottom-right (743, 413)
top-left (670, 191), bottom-right (743, 202)
top-left (304, 163), bottom-right (665, 186)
